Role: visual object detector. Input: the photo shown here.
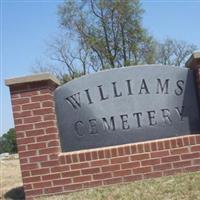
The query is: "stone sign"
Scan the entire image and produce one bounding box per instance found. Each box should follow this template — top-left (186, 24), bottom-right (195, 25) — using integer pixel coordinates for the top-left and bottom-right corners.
top-left (55, 65), bottom-right (200, 152)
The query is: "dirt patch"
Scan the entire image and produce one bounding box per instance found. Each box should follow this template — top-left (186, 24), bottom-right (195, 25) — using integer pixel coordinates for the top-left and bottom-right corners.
top-left (0, 156), bottom-right (24, 200)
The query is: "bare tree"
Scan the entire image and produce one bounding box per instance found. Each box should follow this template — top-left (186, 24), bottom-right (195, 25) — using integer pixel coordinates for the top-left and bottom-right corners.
top-left (156, 39), bottom-right (197, 66)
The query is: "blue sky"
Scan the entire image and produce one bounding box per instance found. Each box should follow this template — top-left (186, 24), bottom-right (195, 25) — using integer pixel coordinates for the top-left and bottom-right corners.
top-left (1, 0), bottom-right (200, 135)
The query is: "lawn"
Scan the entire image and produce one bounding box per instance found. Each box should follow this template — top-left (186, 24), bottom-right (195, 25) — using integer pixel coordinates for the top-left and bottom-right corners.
top-left (1, 156), bottom-right (200, 200)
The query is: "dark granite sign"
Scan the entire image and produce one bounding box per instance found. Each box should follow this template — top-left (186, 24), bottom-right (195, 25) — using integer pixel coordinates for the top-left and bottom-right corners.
top-left (55, 65), bottom-right (200, 152)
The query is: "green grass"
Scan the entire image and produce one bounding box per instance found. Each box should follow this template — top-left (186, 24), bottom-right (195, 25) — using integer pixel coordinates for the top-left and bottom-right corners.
top-left (38, 172), bottom-right (200, 200)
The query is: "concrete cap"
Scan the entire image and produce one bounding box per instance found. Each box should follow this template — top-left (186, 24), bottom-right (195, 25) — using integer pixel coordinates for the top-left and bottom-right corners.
top-left (185, 51), bottom-right (200, 68)
top-left (5, 73), bottom-right (60, 86)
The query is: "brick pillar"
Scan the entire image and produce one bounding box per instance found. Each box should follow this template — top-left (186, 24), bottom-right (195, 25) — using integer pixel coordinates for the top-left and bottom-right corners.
top-left (186, 51), bottom-right (200, 96)
top-left (5, 73), bottom-right (61, 199)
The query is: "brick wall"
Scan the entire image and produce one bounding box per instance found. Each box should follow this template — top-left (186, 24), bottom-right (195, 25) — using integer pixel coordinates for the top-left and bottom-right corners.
top-left (6, 58), bottom-right (200, 199)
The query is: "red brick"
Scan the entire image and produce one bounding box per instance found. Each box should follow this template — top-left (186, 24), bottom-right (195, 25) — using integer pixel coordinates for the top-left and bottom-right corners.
top-left (44, 186), bottom-right (63, 194)
top-left (144, 143), bottom-right (151, 152)
top-left (181, 152), bottom-right (199, 160)
top-left (84, 180), bottom-right (103, 188)
top-left (13, 105), bottom-right (21, 112)
top-left (31, 94), bottom-right (52, 102)
top-left (189, 136), bottom-right (196, 145)
top-left (28, 143), bottom-right (46, 150)
top-left (93, 172), bottom-right (112, 180)
top-left (131, 153), bottom-right (150, 161)
top-left (19, 150), bottom-right (36, 158)
top-left (17, 145), bottom-right (26, 152)
top-left (64, 183), bottom-right (82, 191)
top-left (124, 146), bottom-right (131, 154)
top-left (164, 140), bottom-right (170, 149)
top-left (102, 164), bottom-right (120, 172)
top-left (11, 93), bottom-right (20, 98)
top-left (118, 147), bottom-right (125, 156)
top-left (85, 152), bottom-right (91, 161)
top-left (12, 98), bottom-right (30, 105)
top-left (170, 147), bottom-right (189, 155)
top-left (73, 175), bottom-right (91, 183)
top-left (48, 140), bottom-right (60, 147)
top-left (51, 165), bottom-right (70, 173)
top-left (196, 135), bottom-right (200, 144)
top-left (173, 160), bottom-right (191, 168)
top-left (16, 131), bottom-right (25, 138)
top-left (17, 137), bottom-right (35, 145)
top-left (66, 154), bottom-right (72, 164)
top-left (26, 129), bottom-right (45, 137)
top-left (170, 139), bottom-right (177, 148)
top-left (184, 166), bottom-right (200, 172)
top-left (183, 137), bottom-right (190, 146)
top-left (177, 138), bottom-right (183, 147)
top-left (15, 124), bottom-right (33, 131)
top-left (24, 183), bottom-right (32, 190)
top-left (82, 167), bottom-right (100, 175)
top-left (151, 150), bottom-right (169, 158)
top-left (153, 163), bottom-right (172, 171)
top-left (193, 158), bottom-right (200, 165)
top-left (141, 158), bottom-right (160, 166)
top-left (137, 143), bottom-right (144, 153)
top-left (164, 169), bottom-right (182, 176)
top-left (31, 168), bottom-right (50, 176)
top-left (103, 177), bottom-right (122, 185)
top-left (14, 118), bottom-right (23, 125)
top-left (45, 127), bottom-right (58, 134)
top-left (20, 158), bottom-right (28, 164)
top-left (30, 155), bottom-right (48, 163)
top-left (161, 155), bottom-right (180, 163)
top-left (121, 161), bottom-right (140, 169)
top-left (22, 171), bottom-right (30, 177)
top-left (91, 159), bottom-right (109, 167)
top-left (62, 170), bottom-right (81, 178)
top-left (105, 149), bottom-right (111, 158)
top-left (98, 150), bottom-right (104, 159)
top-left (21, 163), bottom-right (38, 171)
top-left (144, 172), bottom-right (162, 179)
top-left (72, 154), bottom-right (78, 163)
top-left (91, 151), bottom-right (98, 160)
top-left (78, 153), bottom-right (85, 162)
top-left (133, 166), bottom-right (152, 174)
top-left (22, 103), bottom-right (40, 110)
top-left (151, 142), bottom-right (157, 151)
top-left (113, 169), bottom-right (131, 177)
top-left (39, 147), bottom-right (59, 155)
top-left (24, 116), bottom-right (42, 123)
top-left (35, 121), bottom-right (55, 129)
top-left (37, 134), bottom-right (58, 142)
top-left (111, 156), bottom-right (129, 164)
top-left (41, 160), bottom-right (59, 167)
top-left (43, 114), bottom-right (55, 120)
top-left (24, 176), bottom-right (41, 184)
top-left (123, 174), bottom-right (142, 182)
top-left (33, 108), bottom-right (53, 115)
top-left (53, 178), bottom-right (71, 186)
top-left (131, 145), bottom-right (137, 154)
top-left (20, 91), bottom-right (38, 97)
top-left (191, 145), bottom-right (200, 152)
top-left (71, 162), bottom-right (89, 170)
top-left (42, 101), bottom-right (54, 107)
top-left (157, 141), bottom-right (164, 150)
top-left (33, 181), bottom-right (52, 189)
top-left (111, 148), bottom-right (118, 157)
top-left (40, 88), bottom-right (51, 94)
top-left (42, 173), bottom-right (61, 181)
top-left (26, 189), bottom-right (43, 196)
